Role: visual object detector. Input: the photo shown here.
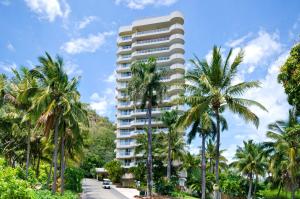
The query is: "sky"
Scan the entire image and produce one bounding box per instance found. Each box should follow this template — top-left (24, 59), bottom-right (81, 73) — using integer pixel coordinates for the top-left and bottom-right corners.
top-left (1, 0), bottom-right (300, 161)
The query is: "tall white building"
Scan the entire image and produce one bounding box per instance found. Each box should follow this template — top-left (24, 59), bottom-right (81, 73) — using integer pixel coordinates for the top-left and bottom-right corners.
top-left (115, 11), bottom-right (185, 168)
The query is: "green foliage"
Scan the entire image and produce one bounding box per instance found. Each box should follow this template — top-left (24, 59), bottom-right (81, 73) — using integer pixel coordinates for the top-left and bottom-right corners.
top-left (0, 158), bottom-right (78, 199)
top-left (104, 160), bottom-right (123, 183)
top-left (129, 162), bottom-right (146, 184)
top-left (259, 189), bottom-right (300, 199)
top-left (220, 172), bottom-right (247, 197)
top-left (155, 178), bottom-right (177, 196)
top-left (278, 43), bottom-right (300, 111)
top-left (64, 167), bottom-right (84, 193)
top-left (81, 110), bottom-right (115, 177)
top-left (33, 190), bottom-right (78, 199)
top-left (0, 166), bottom-right (35, 199)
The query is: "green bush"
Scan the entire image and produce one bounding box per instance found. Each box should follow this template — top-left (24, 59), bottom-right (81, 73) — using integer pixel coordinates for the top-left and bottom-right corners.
top-left (33, 190), bottom-right (78, 199)
top-left (64, 167), bottom-right (84, 193)
top-left (0, 163), bottom-right (36, 199)
top-left (220, 172), bottom-right (247, 197)
top-left (155, 178), bottom-right (176, 196)
top-left (0, 158), bottom-right (79, 199)
top-left (104, 160), bottom-right (123, 183)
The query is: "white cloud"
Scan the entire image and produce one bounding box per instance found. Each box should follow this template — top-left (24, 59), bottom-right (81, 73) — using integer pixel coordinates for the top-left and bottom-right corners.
top-left (222, 51), bottom-right (290, 162)
top-left (6, 42), bottom-right (15, 52)
top-left (115, 0), bottom-right (178, 9)
top-left (24, 0), bottom-right (70, 22)
top-left (223, 144), bottom-right (237, 163)
top-left (242, 31), bottom-right (281, 65)
top-left (105, 71), bottom-right (116, 83)
top-left (78, 16), bottom-right (97, 30)
top-left (226, 33), bottom-right (252, 48)
top-left (243, 51), bottom-right (290, 137)
top-left (289, 17), bottom-right (300, 40)
top-left (89, 88), bottom-right (115, 116)
top-left (0, 62), bottom-right (17, 73)
top-left (61, 31), bottom-right (115, 54)
top-left (64, 61), bottom-right (82, 76)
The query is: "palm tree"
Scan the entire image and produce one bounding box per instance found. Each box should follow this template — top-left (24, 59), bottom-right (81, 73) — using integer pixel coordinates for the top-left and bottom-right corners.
top-left (31, 52), bottom-right (85, 193)
top-left (179, 110), bottom-right (226, 199)
top-left (231, 140), bottom-right (267, 199)
top-left (206, 139), bottom-right (228, 174)
top-left (59, 100), bottom-right (88, 194)
top-left (161, 109), bottom-right (181, 180)
top-left (263, 108), bottom-right (299, 199)
top-left (127, 57), bottom-right (166, 196)
top-left (180, 46), bottom-right (267, 198)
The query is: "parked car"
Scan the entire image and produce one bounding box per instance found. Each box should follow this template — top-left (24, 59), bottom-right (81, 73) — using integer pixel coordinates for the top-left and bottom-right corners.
top-left (102, 179), bottom-right (111, 189)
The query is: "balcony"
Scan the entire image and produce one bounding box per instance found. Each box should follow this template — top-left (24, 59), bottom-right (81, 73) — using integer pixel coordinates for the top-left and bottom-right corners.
top-left (116, 73), bottom-right (132, 81)
top-left (116, 63), bottom-right (131, 72)
top-left (117, 54), bottom-right (132, 63)
top-left (132, 23), bottom-right (184, 39)
top-left (117, 45), bottom-right (132, 55)
top-left (122, 164), bottom-right (136, 169)
top-left (116, 93), bottom-right (128, 100)
top-left (117, 35), bottom-right (132, 45)
top-left (116, 152), bottom-right (135, 159)
top-left (132, 34), bottom-right (184, 50)
top-left (116, 141), bottom-right (137, 148)
top-left (168, 85), bottom-right (184, 94)
top-left (116, 83), bottom-right (128, 90)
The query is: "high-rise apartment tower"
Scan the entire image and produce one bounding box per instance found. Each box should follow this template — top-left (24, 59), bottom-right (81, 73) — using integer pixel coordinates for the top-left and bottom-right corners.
top-left (115, 11), bottom-right (185, 168)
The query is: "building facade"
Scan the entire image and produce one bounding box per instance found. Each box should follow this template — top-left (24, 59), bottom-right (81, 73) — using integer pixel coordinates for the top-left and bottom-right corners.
top-left (115, 11), bottom-right (185, 168)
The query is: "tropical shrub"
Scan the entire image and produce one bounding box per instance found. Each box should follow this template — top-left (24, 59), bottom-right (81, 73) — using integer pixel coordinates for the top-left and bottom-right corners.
top-left (0, 159), bottom-right (35, 199)
top-left (104, 160), bottom-right (123, 183)
top-left (64, 167), bottom-right (84, 193)
top-left (155, 178), bottom-right (176, 196)
top-left (33, 190), bottom-right (78, 199)
top-left (220, 172), bottom-right (247, 197)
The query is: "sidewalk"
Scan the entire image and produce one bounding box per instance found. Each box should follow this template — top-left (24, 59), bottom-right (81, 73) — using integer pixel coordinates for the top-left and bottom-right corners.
top-left (111, 185), bottom-right (140, 199)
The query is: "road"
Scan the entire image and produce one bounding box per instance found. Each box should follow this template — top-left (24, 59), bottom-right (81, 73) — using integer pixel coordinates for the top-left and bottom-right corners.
top-left (81, 178), bottom-right (129, 199)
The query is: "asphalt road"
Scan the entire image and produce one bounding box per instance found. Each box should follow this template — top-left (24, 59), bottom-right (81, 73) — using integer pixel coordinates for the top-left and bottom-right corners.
top-left (81, 178), bottom-right (129, 199)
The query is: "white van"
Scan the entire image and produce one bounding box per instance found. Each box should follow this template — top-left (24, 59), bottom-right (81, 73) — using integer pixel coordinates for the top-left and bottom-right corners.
top-left (102, 179), bottom-right (111, 189)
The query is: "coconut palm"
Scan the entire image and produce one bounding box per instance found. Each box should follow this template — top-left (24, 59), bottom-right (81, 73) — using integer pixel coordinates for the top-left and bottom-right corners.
top-left (180, 110), bottom-right (226, 199)
top-left (161, 109), bottom-right (183, 180)
top-left (263, 108), bottom-right (299, 199)
top-left (59, 100), bottom-right (88, 194)
top-left (31, 52), bottom-right (85, 193)
top-left (6, 67), bottom-right (38, 178)
top-left (127, 57), bottom-right (166, 196)
top-left (206, 139), bottom-right (228, 174)
top-left (179, 46), bottom-right (267, 198)
top-left (231, 140), bottom-right (267, 199)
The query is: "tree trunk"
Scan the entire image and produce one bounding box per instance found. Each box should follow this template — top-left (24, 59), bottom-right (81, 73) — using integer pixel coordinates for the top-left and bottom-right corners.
top-left (291, 185), bottom-right (296, 199)
top-left (253, 174), bottom-right (258, 199)
top-left (52, 117), bottom-right (60, 194)
top-left (47, 161), bottom-right (53, 188)
top-left (25, 132), bottom-right (31, 179)
top-left (60, 134), bottom-right (65, 195)
top-left (247, 174), bottom-right (253, 199)
top-left (210, 159), bottom-right (213, 173)
top-left (36, 149), bottom-right (41, 178)
top-left (201, 134), bottom-right (206, 199)
top-left (214, 108), bottom-right (221, 199)
top-left (276, 183), bottom-right (282, 198)
top-left (146, 102), bottom-right (153, 197)
top-left (167, 130), bottom-right (171, 180)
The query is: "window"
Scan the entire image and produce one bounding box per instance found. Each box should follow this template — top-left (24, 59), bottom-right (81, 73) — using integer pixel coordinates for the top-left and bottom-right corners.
top-left (136, 27), bottom-right (169, 35)
top-left (121, 35), bottom-right (131, 40)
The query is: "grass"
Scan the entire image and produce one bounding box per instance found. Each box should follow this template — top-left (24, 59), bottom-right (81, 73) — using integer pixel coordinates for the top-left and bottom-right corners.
top-left (259, 189), bottom-right (300, 199)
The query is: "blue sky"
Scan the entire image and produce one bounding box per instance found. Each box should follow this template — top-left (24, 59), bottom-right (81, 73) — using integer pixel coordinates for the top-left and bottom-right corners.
top-left (1, 0), bottom-right (300, 160)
